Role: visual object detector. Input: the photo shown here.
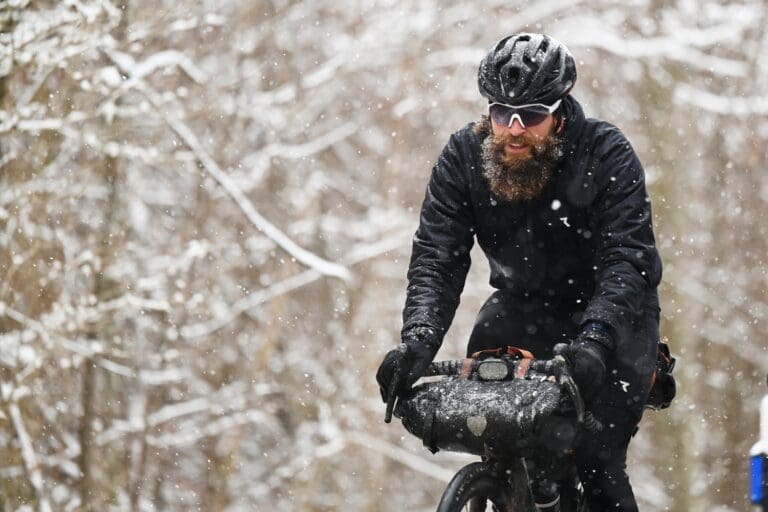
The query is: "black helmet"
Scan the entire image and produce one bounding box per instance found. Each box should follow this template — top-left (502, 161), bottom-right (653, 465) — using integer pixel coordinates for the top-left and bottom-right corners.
top-left (477, 33), bottom-right (576, 106)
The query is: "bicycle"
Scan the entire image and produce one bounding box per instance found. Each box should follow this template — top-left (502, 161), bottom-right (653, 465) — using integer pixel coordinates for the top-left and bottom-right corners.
top-left (384, 347), bottom-right (594, 512)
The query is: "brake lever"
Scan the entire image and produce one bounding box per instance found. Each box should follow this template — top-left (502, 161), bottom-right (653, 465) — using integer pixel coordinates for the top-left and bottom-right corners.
top-left (384, 372), bottom-right (401, 423)
top-left (553, 355), bottom-right (585, 426)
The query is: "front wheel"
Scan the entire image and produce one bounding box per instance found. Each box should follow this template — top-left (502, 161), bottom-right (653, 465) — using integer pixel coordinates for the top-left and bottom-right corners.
top-left (436, 462), bottom-right (517, 512)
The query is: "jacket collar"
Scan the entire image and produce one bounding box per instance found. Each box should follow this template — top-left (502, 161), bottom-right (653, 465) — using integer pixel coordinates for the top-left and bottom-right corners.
top-left (561, 95), bottom-right (586, 143)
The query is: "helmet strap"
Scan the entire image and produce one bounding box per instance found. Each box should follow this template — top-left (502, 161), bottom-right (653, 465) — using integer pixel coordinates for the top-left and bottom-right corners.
top-left (554, 114), bottom-right (565, 134)
top-left (553, 97), bottom-right (570, 134)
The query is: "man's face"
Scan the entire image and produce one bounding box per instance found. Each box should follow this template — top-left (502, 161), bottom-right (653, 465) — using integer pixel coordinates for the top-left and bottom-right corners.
top-left (481, 112), bottom-right (563, 202)
top-left (490, 115), bottom-right (557, 161)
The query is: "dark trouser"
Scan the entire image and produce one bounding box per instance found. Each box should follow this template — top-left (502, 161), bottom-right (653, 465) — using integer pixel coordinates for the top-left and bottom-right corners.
top-left (467, 291), bottom-right (659, 512)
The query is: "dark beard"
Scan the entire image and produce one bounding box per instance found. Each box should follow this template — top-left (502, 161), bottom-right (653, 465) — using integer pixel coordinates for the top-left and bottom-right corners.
top-left (476, 115), bottom-right (563, 202)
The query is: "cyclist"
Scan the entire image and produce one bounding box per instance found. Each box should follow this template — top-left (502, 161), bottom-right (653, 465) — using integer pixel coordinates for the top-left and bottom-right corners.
top-left (377, 33), bottom-right (662, 511)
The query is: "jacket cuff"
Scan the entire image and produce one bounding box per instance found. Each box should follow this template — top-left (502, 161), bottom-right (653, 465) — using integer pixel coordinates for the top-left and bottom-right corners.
top-left (402, 326), bottom-right (441, 354)
top-left (578, 321), bottom-right (615, 352)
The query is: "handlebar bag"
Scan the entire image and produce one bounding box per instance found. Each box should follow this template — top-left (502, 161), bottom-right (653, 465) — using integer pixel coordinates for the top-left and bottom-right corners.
top-left (394, 375), bottom-right (577, 458)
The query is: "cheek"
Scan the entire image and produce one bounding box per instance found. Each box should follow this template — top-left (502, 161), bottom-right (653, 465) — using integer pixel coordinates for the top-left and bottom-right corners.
top-left (490, 120), bottom-right (506, 136)
top-left (530, 122), bottom-right (556, 141)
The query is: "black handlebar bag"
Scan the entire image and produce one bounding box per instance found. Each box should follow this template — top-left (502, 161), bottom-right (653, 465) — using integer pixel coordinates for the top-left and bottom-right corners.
top-left (393, 366), bottom-right (578, 460)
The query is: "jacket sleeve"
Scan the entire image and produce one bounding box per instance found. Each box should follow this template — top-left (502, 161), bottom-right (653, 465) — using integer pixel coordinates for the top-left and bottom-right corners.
top-left (582, 130), bottom-right (662, 341)
top-left (401, 134), bottom-right (475, 347)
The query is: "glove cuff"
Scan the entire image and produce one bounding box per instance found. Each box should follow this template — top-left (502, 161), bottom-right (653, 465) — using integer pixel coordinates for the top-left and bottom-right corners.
top-left (402, 326), bottom-right (440, 355)
top-left (579, 321), bottom-right (615, 352)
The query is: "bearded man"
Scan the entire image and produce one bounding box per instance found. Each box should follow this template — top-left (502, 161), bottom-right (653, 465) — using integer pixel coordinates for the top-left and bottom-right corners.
top-left (377, 33), bottom-right (663, 511)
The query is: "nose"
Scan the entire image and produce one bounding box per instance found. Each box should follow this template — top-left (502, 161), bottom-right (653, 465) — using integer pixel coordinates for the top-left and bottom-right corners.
top-left (508, 118), bottom-right (526, 136)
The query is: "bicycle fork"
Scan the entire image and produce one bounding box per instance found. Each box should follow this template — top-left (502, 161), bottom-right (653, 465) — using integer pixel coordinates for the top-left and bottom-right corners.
top-left (530, 478), bottom-right (560, 512)
top-left (518, 457), bottom-right (578, 512)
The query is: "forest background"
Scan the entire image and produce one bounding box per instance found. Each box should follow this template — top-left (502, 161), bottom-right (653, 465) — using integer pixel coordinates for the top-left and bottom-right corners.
top-left (1, 1), bottom-right (767, 511)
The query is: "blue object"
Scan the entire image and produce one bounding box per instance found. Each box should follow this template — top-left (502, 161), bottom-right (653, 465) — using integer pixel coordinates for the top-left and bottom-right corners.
top-left (751, 454), bottom-right (765, 504)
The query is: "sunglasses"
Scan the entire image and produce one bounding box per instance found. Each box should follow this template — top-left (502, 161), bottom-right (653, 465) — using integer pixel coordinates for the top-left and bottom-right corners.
top-left (488, 98), bottom-right (562, 128)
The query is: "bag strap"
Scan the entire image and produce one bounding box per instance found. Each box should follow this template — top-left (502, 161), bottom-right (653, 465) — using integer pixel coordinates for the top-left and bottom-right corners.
top-left (459, 358), bottom-right (474, 379)
top-left (461, 347), bottom-right (504, 378)
top-left (469, 347), bottom-right (504, 359)
top-left (507, 346), bottom-right (534, 378)
top-left (467, 346), bottom-right (535, 360)
top-left (461, 345), bottom-right (536, 380)
top-left (506, 346), bottom-right (535, 360)
top-left (422, 408), bottom-right (439, 454)
top-left (515, 358), bottom-right (532, 379)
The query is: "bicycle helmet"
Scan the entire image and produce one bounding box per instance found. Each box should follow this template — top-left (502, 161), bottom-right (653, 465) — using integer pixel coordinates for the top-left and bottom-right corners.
top-left (477, 33), bottom-right (576, 106)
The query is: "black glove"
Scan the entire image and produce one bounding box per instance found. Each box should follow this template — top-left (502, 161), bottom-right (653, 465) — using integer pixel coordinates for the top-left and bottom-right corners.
top-left (555, 322), bottom-right (614, 404)
top-left (376, 327), bottom-right (439, 403)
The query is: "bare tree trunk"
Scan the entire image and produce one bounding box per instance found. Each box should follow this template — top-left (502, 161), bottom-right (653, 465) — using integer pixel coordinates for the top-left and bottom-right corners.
top-left (128, 404), bottom-right (149, 512)
top-left (78, 359), bottom-right (96, 510)
top-left (128, 335), bottom-right (149, 512)
top-left (80, 156), bottom-right (122, 510)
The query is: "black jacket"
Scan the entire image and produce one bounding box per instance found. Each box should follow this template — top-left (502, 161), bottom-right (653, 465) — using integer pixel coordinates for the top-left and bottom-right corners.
top-left (402, 96), bottom-right (662, 349)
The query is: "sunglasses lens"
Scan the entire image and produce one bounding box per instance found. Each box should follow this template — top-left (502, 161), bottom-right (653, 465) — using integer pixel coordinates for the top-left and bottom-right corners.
top-left (489, 104), bottom-right (513, 126)
top-left (519, 110), bottom-right (549, 126)
top-left (489, 104), bottom-right (552, 127)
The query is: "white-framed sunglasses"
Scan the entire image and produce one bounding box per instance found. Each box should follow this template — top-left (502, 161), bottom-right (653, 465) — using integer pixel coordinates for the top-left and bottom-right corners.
top-left (488, 98), bottom-right (562, 128)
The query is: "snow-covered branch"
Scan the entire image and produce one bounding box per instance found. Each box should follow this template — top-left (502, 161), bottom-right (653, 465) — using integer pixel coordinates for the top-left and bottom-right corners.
top-left (180, 228), bottom-right (409, 339)
top-left (563, 25), bottom-right (748, 77)
top-left (147, 408), bottom-right (278, 447)
top-left (261, 121), bottom-right (358, 160)
top-left (663, 275), bottom-right (767, 367)
top-left (1, 303), bottom-right (187, 384)
top-left (7, 403), bottom-right (52, 512)
top-left (674, 83), bottom-right (768, 115)
top-left (161, 108), bottom-right (353, 281)
top-left (346, 431), bottom-right (455, 482)
top-left (101, 48), bottom-right (353, 282)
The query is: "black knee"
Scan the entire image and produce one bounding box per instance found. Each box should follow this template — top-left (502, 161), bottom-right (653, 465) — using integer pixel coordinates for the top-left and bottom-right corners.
top-left (575, 409), bottom-right (639, 511)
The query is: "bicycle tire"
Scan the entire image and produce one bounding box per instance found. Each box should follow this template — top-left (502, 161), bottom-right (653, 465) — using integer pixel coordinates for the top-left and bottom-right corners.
top-left (436, 462), bottom-right (517, 512)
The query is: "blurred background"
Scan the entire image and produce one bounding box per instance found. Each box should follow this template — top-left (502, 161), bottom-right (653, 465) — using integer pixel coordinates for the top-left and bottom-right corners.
top-left (1, 0), bottom-right (767, 510)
